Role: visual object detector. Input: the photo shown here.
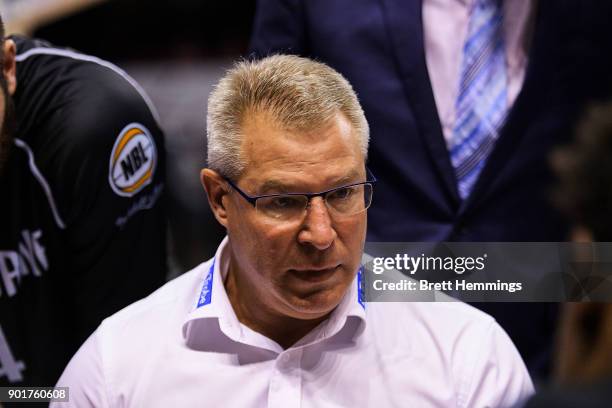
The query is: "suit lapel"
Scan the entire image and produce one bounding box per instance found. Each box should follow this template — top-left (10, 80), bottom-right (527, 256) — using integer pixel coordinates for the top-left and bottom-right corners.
top-left (378, 0), bottom-right (461, 206)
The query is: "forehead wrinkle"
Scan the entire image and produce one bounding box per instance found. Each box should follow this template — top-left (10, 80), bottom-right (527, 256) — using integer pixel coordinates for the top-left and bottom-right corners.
top-left (257, 168), bottom-right (364, 194)
top-left (244, 139), bottom-right (359, 174)
top-left (239, 110), bottom-right (364, 192)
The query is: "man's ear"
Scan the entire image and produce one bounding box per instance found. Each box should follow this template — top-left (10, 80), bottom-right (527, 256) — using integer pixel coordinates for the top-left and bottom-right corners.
top-left (3, 39), bottom-right (17, 95)
top-left (201, 168), bottom-right (230, 228)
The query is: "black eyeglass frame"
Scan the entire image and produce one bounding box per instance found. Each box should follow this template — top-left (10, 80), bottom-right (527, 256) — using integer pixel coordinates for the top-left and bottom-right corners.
top-left (223, 168), bottom-right (377, 209)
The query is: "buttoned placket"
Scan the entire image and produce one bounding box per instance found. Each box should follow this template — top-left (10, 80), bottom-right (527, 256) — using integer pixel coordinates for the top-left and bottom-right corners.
top-left (268, 347), bottom-right (303, 408)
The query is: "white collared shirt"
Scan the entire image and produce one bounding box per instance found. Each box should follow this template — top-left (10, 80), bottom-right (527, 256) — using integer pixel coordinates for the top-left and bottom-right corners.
top-left (53, 237), bottom-right (533, 407)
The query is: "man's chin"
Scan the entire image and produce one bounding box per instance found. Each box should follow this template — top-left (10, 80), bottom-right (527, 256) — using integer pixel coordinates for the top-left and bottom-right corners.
top-left (282, 288), bottom-right (346, 320)
top-left (280, 266), bottom-right (356, 317)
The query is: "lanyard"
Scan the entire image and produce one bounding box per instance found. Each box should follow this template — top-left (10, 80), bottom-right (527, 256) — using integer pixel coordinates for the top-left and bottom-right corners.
top-left (196, 258), bottom-right (215, 308)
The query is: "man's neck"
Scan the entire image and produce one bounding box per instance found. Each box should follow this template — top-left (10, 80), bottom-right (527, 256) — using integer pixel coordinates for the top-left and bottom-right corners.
top-left (224, 260), bottom-right (330, 350)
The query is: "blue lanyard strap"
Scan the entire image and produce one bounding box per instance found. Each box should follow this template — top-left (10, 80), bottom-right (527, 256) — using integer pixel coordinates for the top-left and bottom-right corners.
top-left (196, 258), bottom-right (215, 308)
top-left (358, 266), bottom-right (365, 309)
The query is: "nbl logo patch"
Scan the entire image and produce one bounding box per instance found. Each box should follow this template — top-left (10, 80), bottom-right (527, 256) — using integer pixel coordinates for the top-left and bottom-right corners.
top-left (109, 123), bottom-right (157, 197)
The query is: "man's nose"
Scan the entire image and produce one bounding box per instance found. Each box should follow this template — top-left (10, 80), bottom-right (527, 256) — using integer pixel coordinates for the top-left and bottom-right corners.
top-left (298, 197), bottom-right (337, 250)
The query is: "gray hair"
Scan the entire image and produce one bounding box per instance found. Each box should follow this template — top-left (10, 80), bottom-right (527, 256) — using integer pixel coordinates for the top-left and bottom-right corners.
top-left (206, 54), bottom-right (369, 179)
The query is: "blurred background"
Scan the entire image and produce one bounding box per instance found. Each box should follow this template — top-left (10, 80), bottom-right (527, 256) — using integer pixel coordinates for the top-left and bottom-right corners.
top-left (0, 0), bottom-right (257, 275)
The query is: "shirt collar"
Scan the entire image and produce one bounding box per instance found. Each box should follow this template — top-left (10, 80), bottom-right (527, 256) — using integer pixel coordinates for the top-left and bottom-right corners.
top-left (182, 236), bottom-right (366, 351)
top-left (182, 236), bottom-right (243, 342)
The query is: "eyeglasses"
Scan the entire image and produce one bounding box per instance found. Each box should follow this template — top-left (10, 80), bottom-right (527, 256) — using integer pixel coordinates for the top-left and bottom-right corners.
top-left (224, 170), bottom-right (376, 222)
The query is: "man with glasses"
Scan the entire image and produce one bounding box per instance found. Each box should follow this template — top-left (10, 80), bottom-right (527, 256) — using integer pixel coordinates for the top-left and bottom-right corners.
top-left (53, 55), bottom-right (532, 407)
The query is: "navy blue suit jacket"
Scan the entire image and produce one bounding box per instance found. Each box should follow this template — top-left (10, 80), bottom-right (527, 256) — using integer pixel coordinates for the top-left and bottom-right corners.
top-left (249, 0), bottom-right (612, 378)
top-left (250, 0), bottom-right (612, 243)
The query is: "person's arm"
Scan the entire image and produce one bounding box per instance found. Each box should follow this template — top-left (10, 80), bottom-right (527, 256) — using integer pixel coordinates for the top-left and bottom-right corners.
top-left (249, 0), bottom-right (308, 57)
top-left (43, 66), bottom-right (167, 345)
top-left (463, 321), bottom-right (535, 408)
top-left (2, 0), bottom-right (108, 35)
top-left (51, 330), bottom-right (107, 408)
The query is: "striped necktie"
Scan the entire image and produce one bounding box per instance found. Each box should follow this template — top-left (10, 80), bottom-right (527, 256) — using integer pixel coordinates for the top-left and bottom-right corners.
top-left (450, 0), bottom-right (508, 199)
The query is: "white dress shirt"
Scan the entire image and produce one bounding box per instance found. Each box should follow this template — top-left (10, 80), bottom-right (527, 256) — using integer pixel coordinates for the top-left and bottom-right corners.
top-left (53, 237), bottom-right (533, 407)
top-left (423, 0), bottom-right (535, 142)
